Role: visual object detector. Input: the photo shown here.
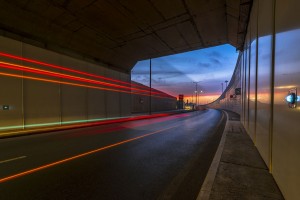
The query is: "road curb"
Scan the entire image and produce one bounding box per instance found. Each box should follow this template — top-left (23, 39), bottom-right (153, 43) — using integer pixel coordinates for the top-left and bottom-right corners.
top-left (196, 110), bottom-right (229, 200)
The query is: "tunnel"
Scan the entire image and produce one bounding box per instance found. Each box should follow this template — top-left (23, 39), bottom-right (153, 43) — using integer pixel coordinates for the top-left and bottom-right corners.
top-left (0, 0), bottom-right (299, 199)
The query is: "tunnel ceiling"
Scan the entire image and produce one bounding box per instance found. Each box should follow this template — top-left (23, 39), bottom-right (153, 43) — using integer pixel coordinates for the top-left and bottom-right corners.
top-left (0, 0), bottom-right (251, 72)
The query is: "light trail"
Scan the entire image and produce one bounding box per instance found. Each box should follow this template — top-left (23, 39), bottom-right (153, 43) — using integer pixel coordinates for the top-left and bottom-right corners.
top-left (0, 61), bottom-right (171, 98)
top-left (0, 124), bottom-right (179, 183)
top-left (0, 71), bottom-right (175, 99)
top-left (0, 113), bottom-right (170, 133)
top-left (0, 51), bottom-right (155, 91)
top-left (65, 113), bottom-right (189, 138)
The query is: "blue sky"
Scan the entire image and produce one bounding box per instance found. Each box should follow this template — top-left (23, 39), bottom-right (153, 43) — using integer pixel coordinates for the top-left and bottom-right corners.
top-left (131, 44), bottom-right (239, 102)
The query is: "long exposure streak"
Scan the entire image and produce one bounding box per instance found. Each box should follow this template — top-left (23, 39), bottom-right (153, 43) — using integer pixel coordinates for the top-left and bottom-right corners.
top-left (0, 52), bottom-right (155, 92)
top-left (0, 61), bottom-right (170, 97)
top-left (0, 124), bottom-right (179, 183)
top-left (0, 57), bottom-right (173, 98)
top-left (0, 72), bottom-right (172, 99)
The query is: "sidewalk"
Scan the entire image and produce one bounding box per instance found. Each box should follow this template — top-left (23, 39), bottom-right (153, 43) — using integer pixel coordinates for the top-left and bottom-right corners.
top-left (198, 110), bottom-right (284, 200)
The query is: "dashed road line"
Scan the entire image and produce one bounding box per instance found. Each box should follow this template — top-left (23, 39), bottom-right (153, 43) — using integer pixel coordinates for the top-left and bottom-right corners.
top-left (0, 156), bottom-right (27, 164)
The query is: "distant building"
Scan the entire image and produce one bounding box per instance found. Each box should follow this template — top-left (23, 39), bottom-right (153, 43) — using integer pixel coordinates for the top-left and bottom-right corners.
top-left (177, 94), bottom-right (184, 109)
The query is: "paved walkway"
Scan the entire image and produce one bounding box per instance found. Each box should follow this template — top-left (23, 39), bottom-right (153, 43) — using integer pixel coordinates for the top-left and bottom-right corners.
top-left (198, 110), bottom-right (284, 200)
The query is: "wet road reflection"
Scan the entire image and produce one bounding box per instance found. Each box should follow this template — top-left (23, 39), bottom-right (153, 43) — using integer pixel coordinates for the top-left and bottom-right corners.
top-left (0, 109), bottom-right (225, 200)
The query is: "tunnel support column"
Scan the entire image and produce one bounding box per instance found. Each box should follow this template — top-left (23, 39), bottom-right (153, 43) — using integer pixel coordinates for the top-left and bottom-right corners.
top-left (149, 58), bottom-right (152, 115)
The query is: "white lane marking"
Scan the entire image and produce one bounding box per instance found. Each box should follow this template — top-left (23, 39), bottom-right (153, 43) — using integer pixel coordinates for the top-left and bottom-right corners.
top-left (196, 111), bottom-right (228, 200)
top-left (0, 156), bottom-right (27, 164)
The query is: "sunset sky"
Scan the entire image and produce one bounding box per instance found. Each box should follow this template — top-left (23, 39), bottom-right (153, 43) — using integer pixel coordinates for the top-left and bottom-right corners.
top-left (131, 44), bottom-right (239, 104)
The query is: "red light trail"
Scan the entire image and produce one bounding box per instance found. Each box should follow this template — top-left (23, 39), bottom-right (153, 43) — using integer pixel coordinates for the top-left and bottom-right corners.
top-left (0, 52), bottom-right (175, 99)
top-left (0, 61), bottom-right (153, 94)
top-left (0, 52), bottom-right (158, 92)
top-left (0, 71), bottom-right (174, 98)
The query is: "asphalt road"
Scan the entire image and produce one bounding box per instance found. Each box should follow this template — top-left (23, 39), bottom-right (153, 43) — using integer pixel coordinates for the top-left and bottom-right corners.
top-left (0, 109), bottom-right (225, 200)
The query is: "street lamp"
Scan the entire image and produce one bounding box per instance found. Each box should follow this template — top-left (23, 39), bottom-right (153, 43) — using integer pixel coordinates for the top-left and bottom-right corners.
top-left (192, 91), bottom-right (196, 110)
top-left (225, 80), bottom-right (229, 109)
top-left (193, 81), bottom-right (201, 106)
top-left (221, 83), bottom-right (223, 93)
top-left (199, 90), bottom-right (203, 105)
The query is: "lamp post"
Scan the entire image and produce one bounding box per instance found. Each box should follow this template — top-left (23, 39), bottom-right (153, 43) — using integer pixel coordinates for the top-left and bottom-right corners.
top-left (193, 81), bottom-right (200, 107)
top-left (149, 58), bottom-right (152, 115)
top-left (194, 90), bottom-right (197, 106)
top-left (225, 80), bottom-right (228, 109)
top-left (199, 90), bottom-right (203, 105)
top-left (193, 91), bottom-right (195, 108)
top-left (221, 83), bottom-right (223, 93)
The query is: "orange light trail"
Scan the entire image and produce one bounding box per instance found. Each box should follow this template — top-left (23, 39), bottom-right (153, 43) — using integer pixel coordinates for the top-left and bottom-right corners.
top-left (0, 51), bottom-right (152, 91)
top-left (0, 124), bottom-right (179, 183)
top-left (0, 61), bottom-right (171, 97)
top-left (0, 60), bottom-right (173, 98)
top-left (0, 62), bottom-right (170, 95)
top-left (0, 72), bottom-right (173, 99)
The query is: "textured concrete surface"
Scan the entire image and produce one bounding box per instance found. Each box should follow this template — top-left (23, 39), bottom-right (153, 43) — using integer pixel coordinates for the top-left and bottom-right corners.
top-left (209, 111), bottom-right (284, 200)
top-left (0, 1), bottom-right (251, 71)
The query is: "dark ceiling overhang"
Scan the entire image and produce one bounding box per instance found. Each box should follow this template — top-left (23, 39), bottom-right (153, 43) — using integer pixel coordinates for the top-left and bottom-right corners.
top-left (0, 0), bottom-right (252, 73)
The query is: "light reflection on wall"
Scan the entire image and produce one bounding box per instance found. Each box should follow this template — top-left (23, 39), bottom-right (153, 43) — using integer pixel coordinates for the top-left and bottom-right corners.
top-left (274, 29), bottom-right (300, 106)
top-left (257, 35), bottom-right (272, 104)
top-left (0, 52), bottom-right (174, 99)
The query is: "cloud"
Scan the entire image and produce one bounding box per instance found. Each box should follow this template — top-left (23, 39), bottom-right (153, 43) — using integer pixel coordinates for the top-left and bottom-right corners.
top-left (197, 62), bottom-right (211, 68)
top-left (131, 44), bottom-right (239, 97)
top-left (131, 69), bottom-right (149, 74)
top-left (207, 51), bottom-right (222, 58)
top-left (152, 77), bottom-right (167, 86)
top-left (210, 58), bottom-right (221, 65)
top-left (132, 70), bottom-right (184, 78)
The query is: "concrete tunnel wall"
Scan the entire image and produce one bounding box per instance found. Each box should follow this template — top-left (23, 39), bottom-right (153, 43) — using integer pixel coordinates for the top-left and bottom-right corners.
top-left (0, 35), bottom-right (178, 133)
top-left (0, 35), bottom-right (132, 132)
top-left (131, 81), bottom-right (177, 113)
top-left (207, 54), bottom-right (242, 114)
top-left (209, 0), bottom-right (300, 199)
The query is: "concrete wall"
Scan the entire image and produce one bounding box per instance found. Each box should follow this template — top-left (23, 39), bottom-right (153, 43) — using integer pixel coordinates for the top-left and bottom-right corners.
top-left (272, 1), bottom-right (300, 199)
top-left (208, 55), bottom-right (241, 115)
top-left (0, 35), bottom-right (131, 132)
top-left (131, 81), bottom-right (177, 113)
top-left (243, 1), bottom-right (300, 199)
top-left (210, 0), bottom-right (300, 199)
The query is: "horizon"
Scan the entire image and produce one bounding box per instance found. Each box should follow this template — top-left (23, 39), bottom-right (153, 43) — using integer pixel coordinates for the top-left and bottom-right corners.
top-left (131, 44), bottom-right (239, 104)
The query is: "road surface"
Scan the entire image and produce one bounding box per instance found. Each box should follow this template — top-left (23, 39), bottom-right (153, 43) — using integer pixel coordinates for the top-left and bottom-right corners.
top-left (0, 109), bottom-right (225, 200)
